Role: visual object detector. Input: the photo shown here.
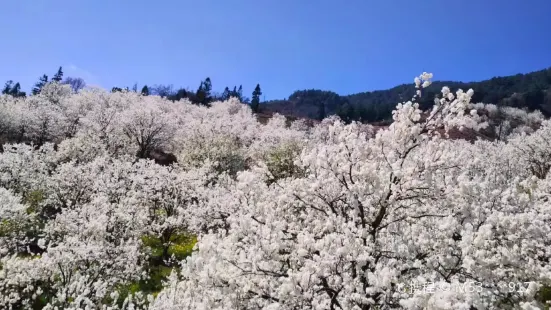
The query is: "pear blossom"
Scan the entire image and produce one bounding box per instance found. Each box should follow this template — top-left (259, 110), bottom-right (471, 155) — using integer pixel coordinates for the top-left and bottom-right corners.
top-left (0, 73), bottom-right (550, 309)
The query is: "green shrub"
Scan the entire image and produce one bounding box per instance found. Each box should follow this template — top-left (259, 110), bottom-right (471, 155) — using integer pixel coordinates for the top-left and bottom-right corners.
top-left (536, 285), bottom-right (551, 309)
top-left (23, 189), bottom-right (45, 214)
top-left (264, 142), bottom-right (304, 184)
top-left (141, 232), bottom-right (197, 261)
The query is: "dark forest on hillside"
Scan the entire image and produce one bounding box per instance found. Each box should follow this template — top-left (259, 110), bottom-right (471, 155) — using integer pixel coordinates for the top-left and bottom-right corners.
top-left (264, 67), bottom-right (551, 124)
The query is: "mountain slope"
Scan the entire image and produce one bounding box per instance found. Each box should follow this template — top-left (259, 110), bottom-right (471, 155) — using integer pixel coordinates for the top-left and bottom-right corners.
top-left (263, 67), bottom-right (551, 123)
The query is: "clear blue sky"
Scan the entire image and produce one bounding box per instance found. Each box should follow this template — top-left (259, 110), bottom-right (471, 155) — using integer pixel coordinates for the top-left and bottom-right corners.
top-left (1, 0), bottom-right (550, 100)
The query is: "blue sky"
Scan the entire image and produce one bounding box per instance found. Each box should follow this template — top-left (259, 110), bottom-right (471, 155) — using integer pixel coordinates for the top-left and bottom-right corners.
top-left (1, 0), bottom-right (550, 100)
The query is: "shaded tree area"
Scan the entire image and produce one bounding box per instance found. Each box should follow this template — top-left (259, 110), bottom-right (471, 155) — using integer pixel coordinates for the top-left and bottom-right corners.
top-left (2, 80), bottom-right (26, 98)
top-left (263, 89), bottom-right (349, 121)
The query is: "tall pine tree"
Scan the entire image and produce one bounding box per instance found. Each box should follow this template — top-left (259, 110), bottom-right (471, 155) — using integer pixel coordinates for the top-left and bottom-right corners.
top-left (10, 83), bottom-right (25, 97)
top-left (222, 87), bottom-right (230, 100)
top-left (202, 77), bottom-right (212, 105)
top-left (227, 85), bottom-right (244, 102)
top-left (52, 67), bottom-right (63, 82)
top-left (237, 85), bottom-right (243, 100)
top-left (168, 88), bottom-right (188, 101)
top-left (251, 84), bottom-right (262, 113)
top-left (141, 85), bottom-right (150, 96)
top-left (2, 80), bottom-right (13, 95)
top-left (195, 81), bottom-right (205, 105)
top-left (195, 77), bottom-right (212, 106)
top-left (32, 74), bottom-right (48, 95)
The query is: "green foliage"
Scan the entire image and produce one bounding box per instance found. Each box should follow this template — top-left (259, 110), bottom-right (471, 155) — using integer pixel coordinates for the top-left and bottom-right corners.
top-left (24, 190), bottom-right (45, 214)
top-left (0, 189), bottom-right (45, 243)
top-left (264, 142), bottom-right (304, 184)
top-left (141, 232), bottom-right (197, 261)
top-left (29, 282), bottom-right (56, 310)
top-left (167, 234), bottom-right (197, 259)
top-left (104, 265), bottom-right (174, 307)
top-left (0, 218), bottom-right (17, 237)
top-left (96, 233), bottom-right (198, 307)
top-left (536, 285), bottom-right (551, 309)
top-left (108, 232), bottom-right (197, 306)
top-left (182, 136), bottom-right (248, 178)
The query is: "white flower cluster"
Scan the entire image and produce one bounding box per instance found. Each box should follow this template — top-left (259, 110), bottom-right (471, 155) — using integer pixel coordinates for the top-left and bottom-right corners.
top-left (0, 75), bottom-right (550, 309)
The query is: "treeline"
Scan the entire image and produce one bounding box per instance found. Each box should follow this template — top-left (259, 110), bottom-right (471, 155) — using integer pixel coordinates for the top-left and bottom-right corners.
top-left (2, 67), bottom-right (264, 113)
top-left (5, 66), bottom-right (551, 124)
top-left (113, 79), bottom-right (262, 112)
top-left (2, 66), bottom-right (86, 98)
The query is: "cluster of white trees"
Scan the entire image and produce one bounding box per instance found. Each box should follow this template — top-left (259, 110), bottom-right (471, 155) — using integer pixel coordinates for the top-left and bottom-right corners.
top-left (0, 75), bottom-right (550, 309)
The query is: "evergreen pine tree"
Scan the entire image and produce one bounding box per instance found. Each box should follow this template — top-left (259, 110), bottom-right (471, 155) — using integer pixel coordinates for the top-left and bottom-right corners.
top-left (237, 85), bottom-right (243, 100)
top-left (52, 67), bottom-right (64, 82)
top-left (171, 88), bottom-right (188, 101)
top-left (141, 85), bottom-right (150, 96)
top-left (222, 87), bottom-right (230, 100)
top-left (32, 74), bottom-right (48, 95)
top-left (2, 81), bottom-right (25, 97)
top-left (2, 80), bottom-right (13, 95)
top-left (251, 84), bottom-right (262, 113)
top-left (202, 77), bottom-right (212, 105)
top-left (194, 78), bottom-right (213, 106)
top-left (9, 83), bottom-right (24, 97)
top-left (195, 81), bottom-right (205, 105)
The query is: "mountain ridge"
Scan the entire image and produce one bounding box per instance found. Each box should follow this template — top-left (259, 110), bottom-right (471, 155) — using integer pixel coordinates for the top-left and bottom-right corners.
top-left (262, 67), bottom-right (551, 123)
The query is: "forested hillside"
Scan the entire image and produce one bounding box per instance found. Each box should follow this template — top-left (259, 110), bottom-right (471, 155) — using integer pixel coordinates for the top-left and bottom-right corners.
top-left (264, 67), bottom-right (551, 123)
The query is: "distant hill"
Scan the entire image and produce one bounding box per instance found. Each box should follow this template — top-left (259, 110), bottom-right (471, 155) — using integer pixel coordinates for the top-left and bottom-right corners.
top-left (262, 67), bottom-right (551, 124)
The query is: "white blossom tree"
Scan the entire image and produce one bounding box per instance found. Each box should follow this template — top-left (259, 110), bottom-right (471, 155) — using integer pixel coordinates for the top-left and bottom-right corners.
top-left (0, 72), bottom-right (550, 310)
